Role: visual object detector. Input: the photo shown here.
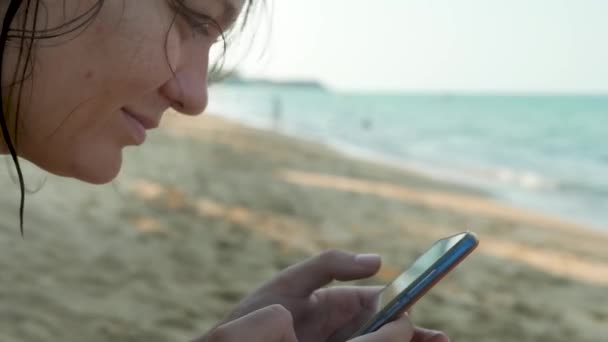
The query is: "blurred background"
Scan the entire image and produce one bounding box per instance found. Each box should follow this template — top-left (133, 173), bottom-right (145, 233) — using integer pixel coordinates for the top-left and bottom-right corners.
top-left (1, 1), bottom-right (607, 341)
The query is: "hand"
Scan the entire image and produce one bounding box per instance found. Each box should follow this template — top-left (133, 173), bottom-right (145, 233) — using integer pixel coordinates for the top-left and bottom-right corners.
top-left (218, 250), bottom-right (450, 342)
top-left (194, 305), bottom-right (298, 342)
top-left (351, 314), bottom-right (451, 342)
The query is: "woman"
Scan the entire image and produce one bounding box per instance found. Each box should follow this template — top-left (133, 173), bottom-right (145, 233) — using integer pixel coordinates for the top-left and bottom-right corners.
top-left (0, 1), bottom-right (450, 341)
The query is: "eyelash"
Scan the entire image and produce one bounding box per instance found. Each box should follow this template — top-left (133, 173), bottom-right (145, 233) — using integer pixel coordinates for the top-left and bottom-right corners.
top-left (182, 14), bottom-right (221, 41)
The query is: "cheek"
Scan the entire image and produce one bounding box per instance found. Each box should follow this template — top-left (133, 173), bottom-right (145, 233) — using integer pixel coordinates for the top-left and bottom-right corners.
top-left (12, 2), bottom-right (184, 183)
top-left (25, 13), bottom-right (177, 127)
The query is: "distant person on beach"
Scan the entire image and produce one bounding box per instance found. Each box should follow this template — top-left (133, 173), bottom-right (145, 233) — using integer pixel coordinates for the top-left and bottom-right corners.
top-left (271, 94), bottom-right (282, 130)
top-left (361, 118), bottom-right (373, 131)
top-left (0, 1), bottom-right (449, 342)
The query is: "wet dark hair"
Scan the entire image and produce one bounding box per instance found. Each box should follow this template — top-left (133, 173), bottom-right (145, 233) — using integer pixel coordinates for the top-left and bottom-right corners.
top-left (0, 0), bottom-right (264, 236)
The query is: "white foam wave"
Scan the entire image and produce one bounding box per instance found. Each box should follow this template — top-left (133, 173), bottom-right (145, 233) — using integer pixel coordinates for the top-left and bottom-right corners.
top-left (495, 168), bottom-right (558, 191)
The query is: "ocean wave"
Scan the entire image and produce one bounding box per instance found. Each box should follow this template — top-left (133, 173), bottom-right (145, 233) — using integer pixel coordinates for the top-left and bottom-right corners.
top-left (494, 168), bottom-right (558, 191)
top-left (557, 181), bottom-right (608, 198)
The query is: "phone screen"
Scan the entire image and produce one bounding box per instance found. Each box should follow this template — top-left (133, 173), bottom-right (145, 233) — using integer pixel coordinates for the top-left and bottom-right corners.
top-left (377, 233), bottom-right (467, 309)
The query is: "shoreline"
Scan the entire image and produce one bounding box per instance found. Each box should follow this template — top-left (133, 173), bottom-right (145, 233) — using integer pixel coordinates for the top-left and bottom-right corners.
top-left (160, 111), bottom-right (608, 277)
top-left (206, 111), bottom-right (607, 234)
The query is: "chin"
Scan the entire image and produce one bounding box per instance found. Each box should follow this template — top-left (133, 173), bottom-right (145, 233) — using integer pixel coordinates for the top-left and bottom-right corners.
top-left (69, 149), bottom-right (123, 185)
top-left (75, 169), bottom-right (120, 185)
top-left (20, 138), bottom-right (127, 184)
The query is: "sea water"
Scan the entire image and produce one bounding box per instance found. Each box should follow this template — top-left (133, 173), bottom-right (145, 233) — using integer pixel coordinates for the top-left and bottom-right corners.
top-left (207, 84), bottom-right (608, 231)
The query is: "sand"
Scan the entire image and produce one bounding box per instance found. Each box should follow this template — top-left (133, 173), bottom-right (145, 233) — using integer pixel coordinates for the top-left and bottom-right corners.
top-left (0, 111), bottom-right (606, 341)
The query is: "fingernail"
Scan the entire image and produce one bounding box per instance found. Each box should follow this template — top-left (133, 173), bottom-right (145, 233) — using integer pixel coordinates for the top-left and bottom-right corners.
top-left (355, 253), bottom-right (381, 267)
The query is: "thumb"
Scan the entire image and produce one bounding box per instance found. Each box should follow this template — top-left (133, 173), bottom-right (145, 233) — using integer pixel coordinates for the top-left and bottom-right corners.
top-left (206, 305), bottom-right (299, 342)
top-left (268, 250), bottom-right (382, 296)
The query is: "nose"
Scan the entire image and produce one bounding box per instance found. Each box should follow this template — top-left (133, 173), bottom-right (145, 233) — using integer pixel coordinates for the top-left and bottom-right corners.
top-left (160, 48), bottom-right (210, 116)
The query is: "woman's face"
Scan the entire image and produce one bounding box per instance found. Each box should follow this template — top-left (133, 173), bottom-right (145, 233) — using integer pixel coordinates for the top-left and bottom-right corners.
top-left (1, 0), bottom-right (243, 184)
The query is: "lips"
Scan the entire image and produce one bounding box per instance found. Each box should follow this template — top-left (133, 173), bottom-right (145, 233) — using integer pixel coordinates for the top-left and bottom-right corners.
top-left (122, 108), bottom-right (160, 130)
top-left (122, 108), bottom-right (162, 145)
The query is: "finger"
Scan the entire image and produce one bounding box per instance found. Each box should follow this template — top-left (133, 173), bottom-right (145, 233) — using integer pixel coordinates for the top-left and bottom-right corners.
top-left (349, 314), bottom-right (415, 342)
top-left (269, 250), bottom-right (382, 296)
top-left (356, 286), bottom-right (384, 311)
top-left (207, 305), bottom-right (298, 342)
top-left (412, 327), bottom-right (451, 342)
top-left (316, 286), bottom-right (384, 341)
top-left (318, 285), bottom-right (384, 307)
top-left (352, 286), bottom-right (383, 324)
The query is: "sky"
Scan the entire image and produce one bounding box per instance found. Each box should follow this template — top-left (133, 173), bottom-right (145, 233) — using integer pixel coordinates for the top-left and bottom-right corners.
top-left (228, 0), bottom-right (608, 94)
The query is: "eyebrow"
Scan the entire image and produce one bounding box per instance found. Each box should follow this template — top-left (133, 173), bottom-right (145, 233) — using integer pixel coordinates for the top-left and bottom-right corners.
top-left (218, 0), bottom-right (238, 27)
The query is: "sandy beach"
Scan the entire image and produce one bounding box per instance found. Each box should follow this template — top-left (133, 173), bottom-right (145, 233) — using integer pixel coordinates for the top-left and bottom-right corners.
top-left (0, 111), bottom-right (607, 341)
